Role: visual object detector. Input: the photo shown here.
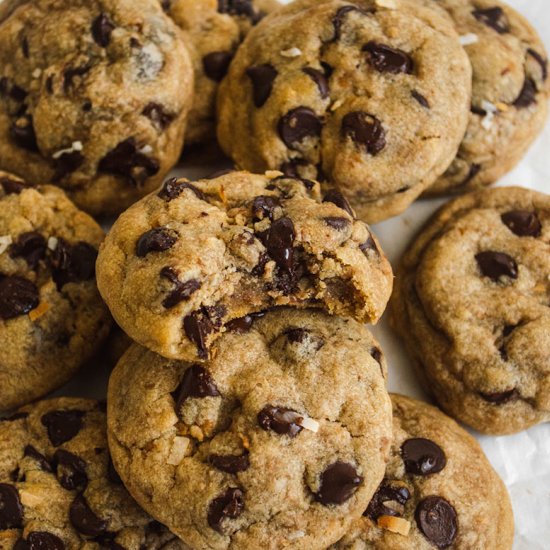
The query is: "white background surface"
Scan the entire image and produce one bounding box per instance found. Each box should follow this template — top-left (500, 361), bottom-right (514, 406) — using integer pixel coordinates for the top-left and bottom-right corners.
top-left (56, 1), bottom-right (550, 548)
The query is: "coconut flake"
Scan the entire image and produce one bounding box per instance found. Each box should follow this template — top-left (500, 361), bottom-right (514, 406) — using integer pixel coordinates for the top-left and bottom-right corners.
top-left (139, 144), bottom-right (153, 155)
top-left (0, 235), bottom-right (12, 255)
top-left (32, 68), bottom-right (42, 79)
top-left (52, 141), bottom-right (83, 159)
top-left (298, 417), bottom-right (319, 433)
top-left (47, 236), bottom-right (59, 251)
top-left (481, 100), bottom-right (498, 113)
top-left (167, 437), bottom-right (190, 465)
top-left (281, 47), bottom-right (302, 58)
top-left (459, 33), bottom-right (479, 46)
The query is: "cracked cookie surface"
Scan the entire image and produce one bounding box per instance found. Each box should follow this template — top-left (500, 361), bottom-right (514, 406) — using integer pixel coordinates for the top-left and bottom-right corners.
top-left (0, 397), bottom-right (188, 549)
top-left (0, 0), bottom-right (193, 216)
top-left (161, 0), bottom-right (280, 144)
top-left (390, 186), bottom-right (550, 434)
top-left (96, 170), bottom-right (393, 362)
top-left (107, 308), bottom-right (393, 550)
top-left (0, 171), bottom-right (111, 412)
top-left (332, 394), bottom-right (514, 549)
top-left (216, 0), bottom-right (472, 223)
top-left (420, 0), bottom-right (549, 196)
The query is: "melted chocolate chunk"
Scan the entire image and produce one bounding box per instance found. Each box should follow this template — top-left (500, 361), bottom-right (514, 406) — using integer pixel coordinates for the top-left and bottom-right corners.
top-left (69, 494), bottom-right (107, 537)
top-left (278, 107), bottom-right (322, 149)
top-left (53, 151), bottom-right (85, 180)
top-left (24, 445), bottom-right (52, 472)
top-left (332, 5), bottom-right (373, 41)
top-left (363, 42), bottom-right (413, 74)
top-left (475, 251), bottom-right (518, 282)
top-left (14, 531), bottom-right (65, 550)
top-left (513, 78), bottom-right (537, 108)
top-left (136, 228), bottom-right (177, 257)
top-left (501, 210), bottom-right (542, 237)
top-left (246, 64), bottom-right (277, 107)
top-left (0, 276), bottom-right (39, 319)
top-left (323, 189), bottom-right (354, 217)
top-left (472, 6), bottom-right (510, 33)
top-left (401, 438), bottom-right (446, 475)
top-left (226, 312), bottom-right (265, 333)
top-left (207, 488), bottom-right (244, 533)
top-left (98, 138), bottom-right (159, 187)
top-left (258, 405), bottom-right (303, 437)
top-left (10, 232), bottom-right (47, 270)
top-left (160, 267), bottom-right (201, 308)
top-left (314, 462), bottom-right (363, 505)
top-left (260, 217), bottom-right (295, 273)
top-left (342, 111), bottom-right (386, 155)
top-left (527, 48), bottom-right (548, 81)
top-left (303, 67), bottom-right (329, 99)
top-left (11, 115), bottom-right (38, 152)
top-left (480, 388), bottom-right (517, 404)
top-left (415, 496), bottom-right (458, 548)
top-left (323, 216), bottom-right (351, 231)
top-left (173, 364), bottom-right (220, 414)
top-left (0, 484), bottom-right (23, 529)
top-left (142, 103), bottom-right (175, 129)
top-left (412, 90), bottom-right (430, 108)
top-left (0, 176), bottom-right (30, 194)
top-left (183, 310), bottom-right (216, 359)
top-left (53, 449), bottom-right (88, 490)
top-left (203, 51), bottom-right (233, 82)
top-left (41, 410), bottom-right (85, 447)
top-left (252, 195), bottom-right (281, 221)
top-left (91, 13), bottom-right (115, 47)
top-left (158, 178), bottom-right (206, 202)
top-left (365, 481), bottom-right (410, 520)
top-left (208, 453), bottom-right (250, 474)
top-left (50, 239), bottom-right (97, 290)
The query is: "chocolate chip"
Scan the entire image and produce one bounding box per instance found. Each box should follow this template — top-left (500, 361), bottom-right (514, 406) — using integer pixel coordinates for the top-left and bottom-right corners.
top-left (412, 90), bottom-right (430, 108)
top-left (324, 216), bottom-right (351, 231)
top-left (258, 405), bottom-right (303, 437)
top-left (401, 438), bottom-right (446, 476)
top-left (472, 7), bottom-right (510, 34)
top-left (136, 228), bottom-right (177, 257)
top-left (11, 115), bottom-right (38, 152)
top-left (9, 84), bottom-right (28, 102)
top-left (24, 445), bottom-right (52, 472)
top-left (370, 347), bottom-right (383, 366)
top-left (142, 103), bottom-right (175, 130)
top-left (0, 276), bottom-right (39, 320)
top-left (173, 364), bottom-right (220, 414)
top-left (303, 68), bottom-right (329, 99)
top-left (0, 484), bottom-right (23, 529)
top-left (283, 327), bottom-right (325, 353)
top-left (69, 494), bottom-right (107, 537)
top-left (260, 217), bottom-right (295, 273)
top-left (314, 462), bottom-right (363, 505)
top-left (501, 210), bottom-right (542, 237)
top-left (203, 51), bottom-right (233, 82)
top-left (53, 151), bottom-right (85, 180)
top-left (158, 178), bottom-right (206, 202)
top-left (527, 49), bottom-right (548, 81)
top-left (50, 239), bottom-right (97, 290)
top-left (332, 5), bottom-right (373, 41)
top-left (10, 232), bottom-right (46, 270)
top-left (323, 189), bottom-right (354, 217)
top-left (475, 251), bottom-right (518, 282)
top-left (226, 312), bottom-right (265, 333)
top-left (207, 488), bottom-right (244, 533)
top-left (63, 65), bottom-right (90, 93)
top-left (513, 78), bottom-right (537, 108)
top-left (53, 449), bottom-right (88, 491)
top-left (252, 195), bottom-right (281, 221)
top-left (15, 532), bottom-right (65, 550)
top-left (91, 13), bottom-right (115, 47)
top-left (208, 453), bottom-right (250, 474)
top-left (278, 107), bottom-right (322, 149)
top-left (461, 163), bottom-right (481, 186)
top-left (363, 42), bottom-right (413, 74)
top-left (21, 37), bottom-right (29, 58)
top-left (0, 176), bottom-right (29, 195)
top-left (365, 481), bottom-right (410, 520)
top-left (480, 389), bottom-right (517, 404)
top-left (246, 64), bottom-right (277, 108)
top-left (41, 410), bottom-right (85, 447)
top-left (160, 267), bottom-right (201, 308)
top-left (98, 138), bottom-right (159, 187)
top-left (160, 0), bottom-right (171, 11)
top-left (415, 496), bottom-right (457, 548)
top-left (342, 111), bottom-right (386, 155)
top-left (183, 311), bottom-right (216, 359)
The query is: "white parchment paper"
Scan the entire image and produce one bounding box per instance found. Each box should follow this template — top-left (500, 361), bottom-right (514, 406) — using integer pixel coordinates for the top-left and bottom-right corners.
top-left (56, 0), bottom-right (550, 547)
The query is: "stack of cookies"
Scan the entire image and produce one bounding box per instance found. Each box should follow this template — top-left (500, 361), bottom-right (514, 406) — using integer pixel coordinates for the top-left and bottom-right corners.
top-left (0, 0), bottom-right (548, 548)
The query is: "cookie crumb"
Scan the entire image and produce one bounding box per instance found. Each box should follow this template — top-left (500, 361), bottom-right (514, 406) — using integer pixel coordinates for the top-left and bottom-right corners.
top-left (0, 235), bottom-right (13, 254)
top-left (377, 515), bottom-right (411, 535)
top-left (298, 417), bottom-right (319, 432)
top-left (265, 170), bottom-right (284, 178)
top-left (29, 301), bottom-right (50, 321)
top-left (281, 47), bottom-right (302, 58)
top-left (167, 436), bottom-right (190, 465)
top-left (459, 33), bottom-right (479, 46)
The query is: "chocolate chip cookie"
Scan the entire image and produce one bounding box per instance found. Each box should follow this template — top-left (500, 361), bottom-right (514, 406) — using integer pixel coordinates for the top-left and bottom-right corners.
top-left (216, 0), bottom-right (472, 223)
top-left (332, 394), bottom-right (514, 549)
top-left (0, 172), bottom-right (111, 412)
top-left (96, 170), bottom-right (393, 362)
top-left (161, 0), bottom-right (280, 144)
top-left (0, 397), bottom-right (188, 549)
top-left (420, 0), bottom-right (549, 196)
top-left (0, 0), bottom-right (193, 216)
top-left (390, 186), bottom-right (550, 434)
top-left (107, 308), bottom-right (393, 550)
